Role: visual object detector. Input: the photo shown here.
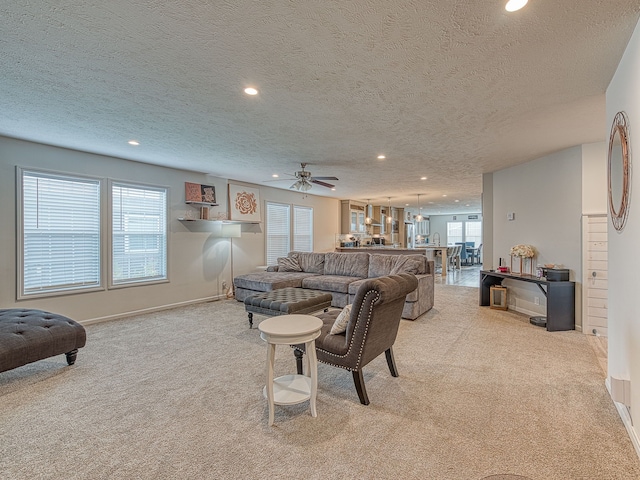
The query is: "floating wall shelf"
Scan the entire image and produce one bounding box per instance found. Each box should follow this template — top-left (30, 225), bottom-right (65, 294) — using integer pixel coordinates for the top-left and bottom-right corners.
top-left (178, 218), bottom-right (261, 236)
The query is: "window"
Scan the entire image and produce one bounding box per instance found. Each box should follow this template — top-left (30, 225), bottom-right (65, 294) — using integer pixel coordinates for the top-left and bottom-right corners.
top-left (266, 202), bottom-right (314, 266)
top-left (447, 221), bottom-right (463, 244)
top-left (19, 169), bottom-right (101, 297)
top-left (266, 202), bottom-right (290, 266)
top-left (465, 221), bottom-right (482, 247)
top-left (293, 206), bottom-right (313, 252)
top-left (111, 182), bottom-right (168, 286)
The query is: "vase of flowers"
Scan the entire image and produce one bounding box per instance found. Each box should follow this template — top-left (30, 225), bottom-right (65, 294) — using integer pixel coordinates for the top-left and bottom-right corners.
top-left (509, 244), bottom-right (536, 275)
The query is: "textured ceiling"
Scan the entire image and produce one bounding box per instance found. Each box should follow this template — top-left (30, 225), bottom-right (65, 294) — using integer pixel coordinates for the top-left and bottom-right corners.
top-left (1, 1), bottom-right (639, 214)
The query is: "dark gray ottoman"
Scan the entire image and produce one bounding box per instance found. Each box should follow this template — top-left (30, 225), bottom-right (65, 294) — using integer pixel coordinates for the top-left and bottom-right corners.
top-left (0, 309), bottom-right (87, 374)
top-left (244, 287), bottom-right (333, 328)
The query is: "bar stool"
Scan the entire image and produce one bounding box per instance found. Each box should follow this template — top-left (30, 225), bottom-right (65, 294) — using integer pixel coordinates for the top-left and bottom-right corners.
top-left (258, 314), bottom-right (323, 426)
top-left (489, 285), bottom-right (508, 310)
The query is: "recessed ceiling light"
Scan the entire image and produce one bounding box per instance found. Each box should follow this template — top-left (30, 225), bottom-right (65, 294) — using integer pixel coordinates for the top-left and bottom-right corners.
top-left (272, 174), bottom-right (279, 178)
top-left (505, 0), bottom-right (528, 12)
top-left (128, 140), bottom-right (139, 146)
top-left (442, 194), bottom-right (447, 197)
top-left (331, 188), bottom-right (336, 191)
top-left (465, 204), bottom-right (470, 207)
top-left (377, 155), bottom-right (386, 160)
top-left (244, 87), bottom-right (258, 95)
top-left (455, 199), bottom-right (459, 203)
top-left (420, 176), bottom-right (427, 180)
top-left (405, 203), bottom-right (409, 206)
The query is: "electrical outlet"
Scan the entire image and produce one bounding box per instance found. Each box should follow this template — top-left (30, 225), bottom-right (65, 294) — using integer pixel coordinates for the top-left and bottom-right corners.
top-left (534, 296), bottom-right (540, 305)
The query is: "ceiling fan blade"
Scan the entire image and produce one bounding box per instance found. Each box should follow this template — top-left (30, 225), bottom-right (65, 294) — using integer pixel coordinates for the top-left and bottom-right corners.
top-left (311, 176), bottom-right (339, 181)
top-left (311, 179), bottom-right (335, 188)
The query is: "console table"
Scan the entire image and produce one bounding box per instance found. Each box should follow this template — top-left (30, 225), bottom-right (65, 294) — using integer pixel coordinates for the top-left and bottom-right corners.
top-left (479, 270), bottom-right (575, 331)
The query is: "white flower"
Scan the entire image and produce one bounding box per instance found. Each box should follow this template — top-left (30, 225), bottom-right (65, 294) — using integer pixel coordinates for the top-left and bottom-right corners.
top-left (510, 244), bottom-right (535, 258)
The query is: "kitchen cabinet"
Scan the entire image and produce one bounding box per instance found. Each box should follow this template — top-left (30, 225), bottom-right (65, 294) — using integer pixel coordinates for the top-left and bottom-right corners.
top-left (416, 219), bottom-right (429, 236)
top-left (341, 200), bottom-right (367, 233)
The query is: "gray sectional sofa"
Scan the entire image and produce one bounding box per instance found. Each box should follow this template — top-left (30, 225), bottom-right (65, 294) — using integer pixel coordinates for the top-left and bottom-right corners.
top-left (233, 251), bottom-right (435, 320)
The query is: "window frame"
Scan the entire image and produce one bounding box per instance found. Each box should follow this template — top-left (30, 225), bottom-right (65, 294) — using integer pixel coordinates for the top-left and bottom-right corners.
top-left (265, 201), bottom-right (314, 266)
top-left (108, 180), bottom-right (170, 289)
top-left (17, 167), bottom-right (104, 299)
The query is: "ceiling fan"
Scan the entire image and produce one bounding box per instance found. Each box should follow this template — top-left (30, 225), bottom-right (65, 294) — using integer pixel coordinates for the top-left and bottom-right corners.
top-left (288, 163), bottom-right (339, 191)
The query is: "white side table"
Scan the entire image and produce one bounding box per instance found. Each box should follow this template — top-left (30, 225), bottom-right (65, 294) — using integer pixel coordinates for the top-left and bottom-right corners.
top-left (258, 314), bottom-right (323, 426)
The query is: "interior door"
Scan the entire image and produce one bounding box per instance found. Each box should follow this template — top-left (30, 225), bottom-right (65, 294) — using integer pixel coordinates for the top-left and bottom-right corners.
top-left (582, 214), bottom-right (608, 336)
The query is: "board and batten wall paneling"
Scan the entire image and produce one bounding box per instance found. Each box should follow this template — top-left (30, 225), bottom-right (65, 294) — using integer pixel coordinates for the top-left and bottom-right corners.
top-left (582, 215), bottom-right (608, 337)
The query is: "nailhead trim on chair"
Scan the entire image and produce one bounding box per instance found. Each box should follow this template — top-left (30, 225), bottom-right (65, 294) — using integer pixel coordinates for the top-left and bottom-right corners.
top-left (317, 289), bottom-right (380, 372)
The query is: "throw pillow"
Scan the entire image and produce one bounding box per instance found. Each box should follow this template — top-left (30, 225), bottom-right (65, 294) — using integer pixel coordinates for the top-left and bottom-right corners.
top-left (330, 304), bottom-right (352, 335)
top-left (277, 255), bottom-right (302, 272)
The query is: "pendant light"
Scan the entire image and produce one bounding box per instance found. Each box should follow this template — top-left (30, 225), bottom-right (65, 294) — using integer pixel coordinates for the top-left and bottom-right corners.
top-left (386, 197), bottom-right (392, 224)
top-left (365, 199), bottom-right (372, 225)
top-left (415, 194), bottom-right (423, 222)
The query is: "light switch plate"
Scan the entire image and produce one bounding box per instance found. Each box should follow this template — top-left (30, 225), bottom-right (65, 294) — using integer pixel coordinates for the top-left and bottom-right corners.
top-left (507, 212), bottom-right (515, 221)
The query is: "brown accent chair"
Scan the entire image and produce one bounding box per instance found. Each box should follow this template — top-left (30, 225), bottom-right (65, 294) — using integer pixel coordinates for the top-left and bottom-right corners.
top-left (294, 274), bottom-right (418, 405)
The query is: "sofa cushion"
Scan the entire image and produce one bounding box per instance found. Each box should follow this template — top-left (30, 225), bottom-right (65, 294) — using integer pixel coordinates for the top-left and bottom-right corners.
top-left (289, 251), bottom-right (326, 274)
top-left (277, 255), bottom-right (302, 272)
top-left (302, 275), bottom-right (361, 294)
top-left (391, 255), bottom-right (426, 274)
top-left (368, 254), bottom-right (426, 277)
top-left (324, 252), bottom-right (369, 277)
top-left (233, 272), bottom-right (317, 291)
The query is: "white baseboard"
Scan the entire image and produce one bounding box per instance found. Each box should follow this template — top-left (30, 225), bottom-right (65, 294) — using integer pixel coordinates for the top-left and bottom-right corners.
top-left (606, 377), bottom-right (640, 460)
top-left (80, 295), bottom-right (227, 325)
top-left (508, 305), bottom-right (540, 318)
top-left (508, 305), bottom-right (580, 331)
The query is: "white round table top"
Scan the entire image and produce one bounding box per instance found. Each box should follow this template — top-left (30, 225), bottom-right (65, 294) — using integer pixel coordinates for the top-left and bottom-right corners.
top-left (258, 314), bottom-right (323, 337)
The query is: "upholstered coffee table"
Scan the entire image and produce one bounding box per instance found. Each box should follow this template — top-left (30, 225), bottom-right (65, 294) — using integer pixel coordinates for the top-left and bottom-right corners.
top-left (244, 287), bottom-right (332, 328)
top-left (258, 314), bottom-right (323, 426)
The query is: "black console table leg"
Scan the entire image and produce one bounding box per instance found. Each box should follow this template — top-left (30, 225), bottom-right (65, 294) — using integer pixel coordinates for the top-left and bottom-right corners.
top-left (248, 312), bottom-right (253, 328)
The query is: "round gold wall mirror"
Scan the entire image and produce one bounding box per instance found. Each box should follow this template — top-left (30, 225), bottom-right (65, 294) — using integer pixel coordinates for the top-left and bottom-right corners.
top-left (608, 111), bottom-right (632, 232)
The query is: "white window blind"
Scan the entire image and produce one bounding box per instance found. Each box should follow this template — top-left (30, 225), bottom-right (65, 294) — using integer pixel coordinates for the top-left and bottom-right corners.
top-left (293, 206), bottom-right (313, 252)
top-left (266, 202), bottom-right (290, 266)
top-left (465, 221), bottom-right (482, 247)
top-left (447, 221), bottom-right (463, 244)
top-left (21, 170), bottom-right (101, 296)
top-left (112, 182), bottom-right (168, 285)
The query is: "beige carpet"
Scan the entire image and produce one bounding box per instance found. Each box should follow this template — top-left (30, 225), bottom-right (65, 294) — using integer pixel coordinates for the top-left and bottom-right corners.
top-left (1, 284), bottom-right (638, 479)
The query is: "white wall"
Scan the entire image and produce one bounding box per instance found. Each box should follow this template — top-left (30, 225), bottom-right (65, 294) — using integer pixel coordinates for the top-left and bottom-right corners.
top-left (582, 142), bottom-right (608, 215)
top-left (490, 146), bottom-right (583, 323)
top-left (231, 183), bottom-right (340, 277)
top-left (0, 136), bottom-right (340, 322)
top-left (606, 17), bottom-right (640, 446)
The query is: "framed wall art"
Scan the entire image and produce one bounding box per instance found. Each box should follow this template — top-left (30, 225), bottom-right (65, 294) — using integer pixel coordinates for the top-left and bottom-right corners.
top-left (185, 182), bottom-right (217, 205)
top-left (228, 184), bottom-right (261, 222)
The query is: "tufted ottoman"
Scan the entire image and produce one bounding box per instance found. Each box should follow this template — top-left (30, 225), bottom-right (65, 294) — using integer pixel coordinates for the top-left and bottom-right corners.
top-left (0, 309), bottom-right (87, 374)
top-left (244, 287), bottom-right (332, 328)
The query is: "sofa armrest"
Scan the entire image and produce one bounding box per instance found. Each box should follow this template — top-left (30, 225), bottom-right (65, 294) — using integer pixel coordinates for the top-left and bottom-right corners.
top-left (266, 265), bottom-right (279, 272)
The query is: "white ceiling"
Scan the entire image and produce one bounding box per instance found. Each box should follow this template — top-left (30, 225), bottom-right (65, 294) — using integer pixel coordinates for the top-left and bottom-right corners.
top-left (1, 1), bottom-right (639, 214)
